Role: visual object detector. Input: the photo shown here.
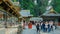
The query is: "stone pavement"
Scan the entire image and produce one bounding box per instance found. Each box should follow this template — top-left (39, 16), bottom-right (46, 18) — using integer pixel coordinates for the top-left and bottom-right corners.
top-left (22, 25), bottom-right (60, 34)
top-left (40, 29), bottom-right (60, 34)
top-left (0, 28), bottom-right (5, 34)
top-left (5, 24), bottom-right (19, 34)
top-left (0, 25), bottom-right (60, 34)
top-left (5, 28), bottom-right (18, 34)
top-left (22, 25), bottom-right (37, 34)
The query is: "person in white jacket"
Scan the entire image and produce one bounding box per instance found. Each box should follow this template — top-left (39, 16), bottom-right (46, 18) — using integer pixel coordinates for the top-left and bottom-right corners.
top-left (45, 21), bottom-right (49, 32)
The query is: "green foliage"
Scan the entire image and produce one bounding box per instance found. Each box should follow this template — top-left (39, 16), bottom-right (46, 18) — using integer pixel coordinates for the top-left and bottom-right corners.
top-left (53, 0), bottom-right (60, 13)
top-left (19, 0), bottom-right (60, 16)
top-left (19, 0), bottom-right (36, 16)
top-left (12, 0), bottom-right (18, 2)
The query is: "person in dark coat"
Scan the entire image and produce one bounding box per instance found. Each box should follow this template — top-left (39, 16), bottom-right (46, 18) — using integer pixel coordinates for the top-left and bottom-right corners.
top-left (36, 23), bottom-right (40, 32)
top-left (42, 22), bottom-right (45, 32)
top-left (48, 24), bottom-right (51, 32)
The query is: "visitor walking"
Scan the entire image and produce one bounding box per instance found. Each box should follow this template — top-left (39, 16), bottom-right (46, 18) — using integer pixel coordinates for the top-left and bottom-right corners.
top-left (28, 22), bottom-right (32, 29)
top-left (45, 21), bottom-right (49, 32)
top-left (48, 23), bottom-right (51, 32)
top-left (49, 21), bottom-right (53, 31)
top-left (36, 23), bottom-right (40, 32)
top-left (21, 20), bottom-right (25, 29)
top-left (53, 23), bottom-right (56, 30)
top-left (40, 22), bottom-right (43, 30)
top-left (42, 22), bottom-right (45, 32)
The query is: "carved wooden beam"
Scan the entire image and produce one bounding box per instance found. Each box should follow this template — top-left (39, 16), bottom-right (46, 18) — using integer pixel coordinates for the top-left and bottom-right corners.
top-left (0, 0), bottom-right (20, 18)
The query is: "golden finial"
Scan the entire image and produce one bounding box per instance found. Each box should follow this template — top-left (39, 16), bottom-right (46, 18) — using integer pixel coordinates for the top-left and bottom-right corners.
top-left (49, 8), bottom-right (56, 14)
